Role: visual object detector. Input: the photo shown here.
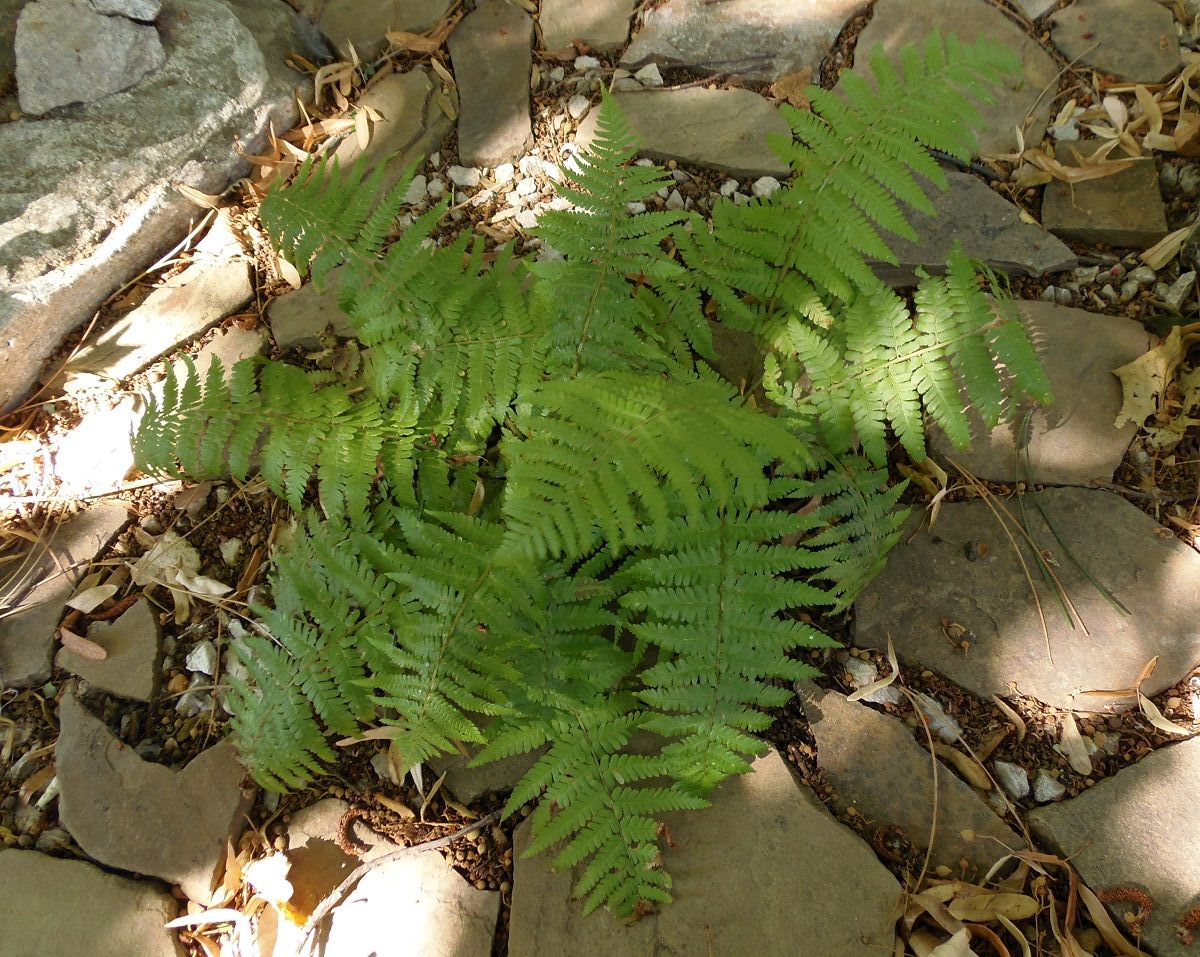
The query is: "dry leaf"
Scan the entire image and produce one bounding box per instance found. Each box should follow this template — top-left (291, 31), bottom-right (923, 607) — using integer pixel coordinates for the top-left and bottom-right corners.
top-left (385, 29), bottom-right (444, 53)
top-left (992, 696), bottom-right (1026, 742)
top-left (847, 635), bottom-right (899, 702)
top-left (1076, 883), bottom-right (1148, 955)
top-left (354, 108), bottom-right (370, 150)
top-left (276, 254), bottom-right (303, 290)
top-left (1137, 690), bottom-right (1192, 735)
top-left (18, 763), bottom-right (55, 805)
top-left (65, 582), bottom-right (117, 613)
top-left (932, 743), bottom-right (992, 790)
top-left (374, 792), bottom-right (416, 819)
top-left (948, 892), bottom-right (1039, 922)
top-left (60, 627), bottom-right (107, 661)
top-left (770, 66), bottom-right (813, 109)
top-left (996, 914), bottom-right (1033, 957)
top-left (177, 185), bottom-right (223, 209)
top-left (1059, 713), bottom-right (1092, 775)
top-left (1141, 221), bottom-right (1199, 269)
top-left (929, 928), bottom-right (980, 957)
top-left (1112, 327), bottom-right (1185, 428)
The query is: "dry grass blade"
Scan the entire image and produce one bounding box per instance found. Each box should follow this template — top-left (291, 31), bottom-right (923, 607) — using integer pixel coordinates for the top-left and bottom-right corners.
top-left (991, 696), bottom-right (1026, 742)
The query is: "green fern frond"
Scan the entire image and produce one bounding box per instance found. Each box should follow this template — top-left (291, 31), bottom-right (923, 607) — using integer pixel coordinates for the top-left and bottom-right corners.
top-left (501, 370), bottom-right (809, 559)
top-left (618, 499), bottom-right (834, 793)
top-left (532, 92), bottom-right (708, 375)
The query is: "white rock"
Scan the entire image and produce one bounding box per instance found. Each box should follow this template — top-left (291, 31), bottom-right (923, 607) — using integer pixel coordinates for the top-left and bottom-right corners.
top-left (1032, 770), bottom-right (1066, 803)
top-left (429, 151), bottom-right (441, 167)
top-left (567, 94), bottom-right (590, 119)
top-left (992, 760), bottom-right (1031, 800)
top-left (219, 538), bottom-right (241, 565)
top-left (404, 174), bottom-right (427, 203)
top-left (542, 161), bottom-right (563, 182)
top-left (505, 189), bottom-right (525, 207)
top-left (185, 639), bottom-right (218, 676)
top-left (516, 208), bottom-right (540, 230)
top-left (426, 177), bottom-right (446, 197)
top-left (548, 66), bottom-right (565, 82)
top-left (633, 62), bottom-right (664, 87)
top-left (519, 155), bottom-right (542, 177)
top-left (720, 178), bottom-right (739, 197)
top-left (914, 692), bottom-right (962, 744)
top-left (573, 55), bottom-right (601, 72)
top-left (515, 177), bottom-right (538, 197)
top-left (90, 0), bottom-right (162, 19)
top-left (626, 201), bottom-right (647, 215)
top-left (471, 188), bottom-right (494, 207)
top-left (493, 162), bottom-right (515, 185)
top-left (665, 188), bottom-right (685, 210)
top-left (447, 165), bottom-right (480, 188)
top-left (752, 175), bottom-right (782, 198)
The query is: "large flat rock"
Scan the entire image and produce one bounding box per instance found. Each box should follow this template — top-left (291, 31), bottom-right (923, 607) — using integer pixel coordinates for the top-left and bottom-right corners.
top-left (575, 87), bottom-right (791, 178)
top-left (0, 503), bottom-right (128, 689)
top-left (875, 169), bottom-right (1076, 285)
top-left (851, 0), bottom-right (1059, 156)
top-left (0, 849), bottom-right (184, 957)
top-left (56, 694), bottom-right (253, 902)
top-left (56, 599), bottom-right (160, 701)
top-left (802, 688), bottom-right (1025, 875)
top-left (0, 0), bottom-right (305, 413)
top-left (448, 0), bottom-right (533, 167)
top-left (1042, 161), bottom-right (1168, 249)
top-left (621, 0), bottom-right (863, 83)
top-left (540, 0), bottom-right (634, 54)
top-left (508, 750), bottom-right (902, 956)
top-left (306, 0), bottom-right (454, 60)
top-left (930, 301), bottom-right (1151, 484)
top-left (1051, 0), bottom-right (1181, 84)
top-left (1030, 737), bottom-right (1200, 957)
top-left (266, 269), bottom-right (354, 350)
top-left (854, 488), bottom-right (1200, 709)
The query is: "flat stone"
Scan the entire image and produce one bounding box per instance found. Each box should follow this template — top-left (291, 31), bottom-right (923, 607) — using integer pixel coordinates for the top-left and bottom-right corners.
top-left (448, 0), bottom-right (533, 168)
top-left (993, 760), bottom-right (1030, 800)
top-left (332, 68), bottom-right (451, 198)
top-left (0, 0), bottom-right (305, 414)
top-left (854, 488), bottom-right (1200, 709)
top-left (307, 0), bottom-right (453, 60)
top-left (56, 694), bottom-right (253, 902)
top-left (1030, 738), bottom-right (1200, 956)
top-left (0, 504), bottom-right (128, 689)
top-left (266, 268), bottom-right (354, 350)
top-left (1051, 0), bottom-right (1181, 83)
top-left (540, 0), bottom-right (634, 54)
top-left (621, 0), bottom-right (862, 83)
top-left (802, 689), bottom-right (1025, 874)
top-left (56, 599), bottom-right (160, 702)
top-left (852, 0), bottom-right (1059, 155)
top-left (193, 324), bottom-right (268, 377)
top-left (15, 0), bottom-right (165, 115)
top-left (930, 301), bottom-right (1151, 484)
top-left (0, 849), bottom-right (184, 957)
top-left (874, 169), bottom-right (1076, 285)
top-left (575, 88), bottom-right (791, 178)
top-left (1031, 769), bottom-right (1066, 803)
top-left (1042, 161), bottom-right (1168, 248)
top-left (508, 750), bottom-right (901, 956)
top-left (52, 396), bottom-right (139, 496)
top-left (427, 747), bottom-right (541, 805)
top-left (285, 799), bottom-right (357, 915)
top-left (90, 0), bottom-right (162, 18)
top-left (1013, 0), bottom-right (1057, 17)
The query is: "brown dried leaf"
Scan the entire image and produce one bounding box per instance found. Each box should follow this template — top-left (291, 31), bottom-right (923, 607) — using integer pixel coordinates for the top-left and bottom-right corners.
top-left (385, 29), bottom-right (445, 53)
top-left (991, 696), bottom-right (1026, 742)
top-left (1059, 713), bottom-right (1093, 775)
top-left (1140, 221), bottom-right (1199, 269)
top-left (65, 582), bottom-right (117, 613)
top-left (1113, 327), bottom-right (1185, 428)
top-left (373, 792), bottom-right (416, 819)
top-left (1137, 690), bottom-right (1192, 735)
top-left (177, 185), bottom-right (223, 209)
top-left (932, 743), bottom-right (992, 790)
top-left (18, 762), bottom-right (55, 805)
top-left (1076, 883), bottom-right (1149, 955)
top-left (948, 892), bottom-right (1039, 922)
top-left (60, 627), bottom-right (107, 661)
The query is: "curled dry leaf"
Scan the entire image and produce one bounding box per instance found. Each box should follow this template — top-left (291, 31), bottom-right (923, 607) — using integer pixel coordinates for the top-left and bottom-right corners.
top-left (948, 892), bottom-right (1039, 923)
top-left (373, 791), bottom-right (415, 820)
top-left (1059, 713), bottom-right (1093, 775)
top-left (991, 696), bottom-right (1026, 742)
top-left (1113, 327), bottom-right (1186, 429)
top-left (65, 582), bottom-right (117, 614)
top-left (996, 914), bottom-right (1032, 957)
top-left (1076, 883), bottom-right (1148, 955)
top-left (1141, 221), bottom-right (1199, 269)
top-left (59, 627), bottom-right (107, 661)
top-left (931, 743), bottom-right (992, 790)
top-left (847, 635), bottom-right (899, 702)
top-left (1137, 691), bottom-right (1192, 735)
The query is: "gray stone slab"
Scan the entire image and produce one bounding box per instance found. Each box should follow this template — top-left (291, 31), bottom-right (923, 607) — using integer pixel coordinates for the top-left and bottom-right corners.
top-left (1030, 737), bottom-right (1200, 957)
top-left (508, 750), bottom-right (902, 956)
top-left (540, 0), bottom-right (634, 54)
top-left (1042, 161), bottom-right (1168, 249)
top-left (90, 0), bottom-right (162, 18)
top-left (285, 799), bottom-right (357, 916)
top-left (310, 0), bottom-right (454, 60)
top-left (266, 269), bottom-right (353, 350)
top-left (1051, 0), bottom-right (1181, 84)
top-left (854, 488), bottom-right (1200, 709)
top-left (57, 694), bottom-right (253, 902)
top-left (331, 68), bottom-right (451, 198)
top-left (852, 0), bottom-right (1059, 156)
top-left (802, 688), bottom-right (1026, 875)
top-left (621, 0), bottom-right (863, 83)
top-left (56, 599), bottom-right (160, 701)
top-left (0, 503), bottom-right (129, 689)
top-left (193, 324), bottom-right (269, 377)
top-left (428, 746), bottom-right (541, 805)
top-left (875, 169), bottom-right (1076, 285)
top-left (930, 301), bottom-right (1151, 484)
top-left (0, 849), bottom-right (184, 957)
top-left (1013, 0), bottom-right (1058, 17)
top-left (575, 87), bottom-right (791, 178)
top-left (16, 0), bottom-right (165, 115)
top-left (448, 0), bottom-right (533, 168)
top-left (0, 0), bottom-right (305, 414)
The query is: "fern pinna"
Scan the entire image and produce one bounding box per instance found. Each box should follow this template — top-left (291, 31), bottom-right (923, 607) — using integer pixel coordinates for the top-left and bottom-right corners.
top-left (135, 31), bottom-right (1049, 918)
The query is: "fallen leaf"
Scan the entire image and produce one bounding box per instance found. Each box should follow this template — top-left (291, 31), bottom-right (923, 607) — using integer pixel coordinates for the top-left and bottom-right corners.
top-left (1138, 690), bottom-right (1192, 735)
top-left (18, 763), bottom-right (55, 805)
top-left (770, 67), bottom-right (813, 109)
top-left (1112, 327), bottom-right (1186, 428)
top-left (65, 582), bottom-right (117, 613)
top-left (385, 29), bottom-right (444, 53)
top-left (932, 743), bottom-right (992, 790)
top-left (929, 928), bottom-right (980, 956)
top-left (847, 635), bottom-right (899, 702)
top-left (991, 696), bottom-right (1026, 742)
top-left (1141, 221), bottom-right (1199, 269)
top-left (374, 792), bottom-right (416, 819)
top-left (1076, 883), bottom-right (1149, 955)
top-left (60, 627), bottom-right (107, 661)
top-left (177, 185), bottom-right (223, 209)
top-left (949, 892), bottom-right (1039, 922)
top-left (1059, 713), bottom-right (1092, 775)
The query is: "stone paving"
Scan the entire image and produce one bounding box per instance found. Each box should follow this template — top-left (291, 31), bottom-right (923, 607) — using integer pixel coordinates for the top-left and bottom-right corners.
top-left (1, 1), bottom-right (1199, 955)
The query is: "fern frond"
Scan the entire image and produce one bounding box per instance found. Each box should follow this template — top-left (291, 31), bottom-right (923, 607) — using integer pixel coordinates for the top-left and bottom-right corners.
top-left (532, 92), bottom-right (707, 375)
top-left (501, 371), bottom-right (809, 559)
top-left (618, 499), bottom-right (834, 794)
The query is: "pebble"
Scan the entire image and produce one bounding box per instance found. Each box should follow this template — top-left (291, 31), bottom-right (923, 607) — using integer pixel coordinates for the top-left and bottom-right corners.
top-left (993, 760), bottom-right (1030, 800)
top-left (1179, 164), bottom-right (1200, 196)
top-left (751, 176), bottom-right (782, 198)
top-left (447, 165), bottom-right (480, 188)
top-left (573, 55), bottom-right (600, 72)
top-left (913, 692), bottom-right (963, 744)
top-left (1032, 770), bottom-right (1066, 803)
top-left (1072, 265), bottom-right (1100, 283)
top-left (1161, 164), bottom-right (1179, 191)
top-left (166, 673), bottom-right (188, 696)
top-left (566, 94), bottom-right (590, 120)
top-left (665, 188), bottom-right (685, 210)
top-left (1165, 271), bottom-right (1196, 310)
top-left (1128, 265), bottom-right (1157, 285)
top-left (403, 175), bottom-right (427, 204)
top-left (548, 66), bottom-right (564, 82)
top-left (493, 162), bottom-right (515, 185)
top-left (184, 640), bottom-right (218, 676)
top-left (1119, 279), bottom-right (1141, 302)
top-left (516, 209), bottom-right (539, 230)
top-left (429, 152), bottom-right (441, 167)
top-left (1098, 283), bottom-right (1119, 303)
top-left (720, 178), bottom-right (739, 197)
top-left (626, 201), bottom-right (646, 215)
top-left (515, 177), bottom-right (538, 197)
top-left (218, 538), bottom-right (240, 564)
top-left (1167, 696), bottom-right (1183, 709)
top-left (633, 63), bottom-right (663, 87)
top-left (426, 178), bottom-right (446, 198)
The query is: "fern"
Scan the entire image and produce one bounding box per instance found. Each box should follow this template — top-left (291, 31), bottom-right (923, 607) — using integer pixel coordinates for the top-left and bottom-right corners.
top-left (134, 36), bottom-right (1053, 920)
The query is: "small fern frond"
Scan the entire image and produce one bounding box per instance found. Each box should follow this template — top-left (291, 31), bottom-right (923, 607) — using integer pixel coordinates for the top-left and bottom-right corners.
top-left (618, 499), bottom-right (834, 794)
top-left (501, 371), bottom-right (809, 559)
